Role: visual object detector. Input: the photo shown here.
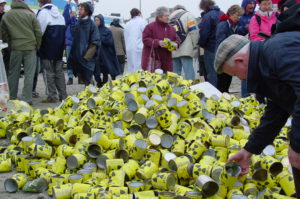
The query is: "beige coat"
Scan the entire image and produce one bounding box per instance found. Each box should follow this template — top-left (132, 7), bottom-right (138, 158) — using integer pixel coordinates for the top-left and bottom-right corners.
top-left (170, 9), bottom-right (199, 58)
top-left (109, 25), bottom-right (126, 56)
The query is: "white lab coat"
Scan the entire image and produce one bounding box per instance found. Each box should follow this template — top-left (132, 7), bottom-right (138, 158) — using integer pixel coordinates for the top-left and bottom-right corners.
top-left (124, 16), bottom-right (147, 74)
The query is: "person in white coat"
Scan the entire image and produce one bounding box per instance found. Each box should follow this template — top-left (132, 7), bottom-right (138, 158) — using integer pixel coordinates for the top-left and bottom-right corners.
top-left (170, 5), bottom-right (199, 80)
top-left (124, 8), bottom-right (147, 74)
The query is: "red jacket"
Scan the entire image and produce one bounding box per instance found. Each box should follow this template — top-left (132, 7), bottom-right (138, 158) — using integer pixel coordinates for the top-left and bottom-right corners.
top-left (141, 18), bottom-right (179, 72)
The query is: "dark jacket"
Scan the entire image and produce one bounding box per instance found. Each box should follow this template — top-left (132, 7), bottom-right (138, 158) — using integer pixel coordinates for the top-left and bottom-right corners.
top-left (237, 0), bottom-right (257, 36)
top-left (216, 15), bottom-right (238, 49)
top-left (95, 14), bottom-right (120, 77)
top-left (63, 3), bottom-right (76, 46)
top-left (198, 6), bottom-right (223, 52)
top-left (1, 2), bottom-right (42, 51)
top-left (37, 4), bottom-right (65, 60)
top-left (141, 18), bottom-right (179, 72)
top-left (68, 16), bottom-right (100, 75)
top-left (245, 30), bottom-right (300, 154)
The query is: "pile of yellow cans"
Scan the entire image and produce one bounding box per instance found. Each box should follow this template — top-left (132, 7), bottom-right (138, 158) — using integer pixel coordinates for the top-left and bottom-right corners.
top-left (0, 70), bottom-right (296, 199)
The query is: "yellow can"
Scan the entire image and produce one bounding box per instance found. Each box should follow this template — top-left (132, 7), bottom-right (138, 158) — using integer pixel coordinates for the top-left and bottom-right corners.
top-left (276, 170), bottom-right (296, 196)
top-left (186, 140), bottom-right (206, 162)
top-left (130, 139), bottom-right (148, 161)
top-left (261, 155), bottom-right (283, 176)
top-left (156, 108), bottom-right (172, 128)
top-left (109, 186), bottom-right (128, 195)
top-left (0, 158), bottom-right (12, 172)
top-left (219, 162), bottom-right (241, 187)
top-left (134, 191), bottom-right (156, 198)
top-left (210, 135), bottom-right (230, 148)
top-left (146, 149), bottom-right (161, 166)
top-left (71, 183), bottom-right (91, 196)
top-left (52, 183), bottom-right (73, 199)
top-left (185, 191), bottom-right (203, 199)
top-left (4, 173), bottom-right (27, 193)
top-left (121, 159), bottom-right (140, 180)
top-left (174, 184), bottom-right (193, 195)
top-left (137, 160), bottom-right (159, 180)
top-left (158, 191), bottom-right (176, 199)
top-left (34, 144), bottom-right (53, 159)
top-left (66, 153), bottom-right (87, 169)
top-left (106, 159), bottom-right (124, 174)
top-left (151, 172), bottom-right (176, 191)
top-left (194, 175), bottom-right (219, 197)
top-left (171, 139), bottom-right (186, 156)
top-left (109, 169), bottom-right (126, 187)
top-left (127, 181), bottom-right (144, 193)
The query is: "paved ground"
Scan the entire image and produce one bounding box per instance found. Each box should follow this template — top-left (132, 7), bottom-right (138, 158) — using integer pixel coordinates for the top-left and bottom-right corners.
top-left (0, 65), bottom-right (242, 199)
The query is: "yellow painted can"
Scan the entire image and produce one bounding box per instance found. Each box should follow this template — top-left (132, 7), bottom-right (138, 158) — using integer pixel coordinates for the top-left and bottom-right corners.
top-left (106, 159), bottom-right (124, 174)
top-left (109, 186), bottom-right (128, 195)
top-left (73, 193), bottom-right (95, 199)
top-left (121, 159), bottom-right (140, 180)
top-left (0, 158), bottom-right (12, 172)
top-left (219, 162), bottom-right (241, 187)
top-left (52, 183), bottom-right (73, 199)
top-left (276, 170), bottom-right (296, 197)
top-left (4, 173), bottom-right (27, 193)
top-left (137, 160), bottom-right (159, 180)
top-left (71, 183), bottom-right (91, 196)
top-left (151, 172), bottom-right (176, 191)
top-left (108, 169), bottom-right (126, 187)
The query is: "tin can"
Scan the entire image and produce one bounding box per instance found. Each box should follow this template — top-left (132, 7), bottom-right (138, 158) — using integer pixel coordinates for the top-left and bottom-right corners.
top-left (148, 129), bottom-right (164, 146)
top-left (137, 160), bottom-right (159, 180)
top-left (194, 175), bottom-right (219, 197)
top-left (109, 169), bottom-right (126, 187)
top-left (34, 144), bottom-right (53, 159)
top-left (106, 159), bottom-right (124, 174)
top-left (134, 191), bottom-right (156, 198)
top-left (156, 108), bottom-right (172, 128)
top-left (130, 139), bottom-right (148, 160)
top-left (158, 191), bottom-right (176, 199)
top-left (121, 159), bottom-right (140, 180)
top-left (176, 121), bottom-right (192, 139)
top-left (171, 139), bottom-right (185, 156)
top-left (219, 162), bottom-right (241, 187)
top-left (210, 135), bottom-right (230, 148)
top-left (146, 149), bottom-right (161, 166)
top-left (66, 154), bottom-right (87, 169)
top-left (96, 151), bottom-right (115, 169)
top-left (71, 183), bottom-right (92, 196)
top-left (134, 107), bottom-right (148, 125)
top-left (160, 151), bottom-right (177, 169)
top-left (92, 131), bottom-right (112, 150)
top-left (15, 154), bottom-right (29, 172)
top-left (0, 158), bottom-right (12, 172)
top-left (244, 180), bottom-right (259, 196)
top-left (276, 170), bottom-right (296, 196)
top-left (127, 181), bottom-right (144, 193)
top-left (4, 173), bottom-right (27, 193)
top-left (186, 141), bottom-right (206, 161)
top-left (23, 178), bottom-right (48, 193)
top-left (261, 155), bottom-right (283, 176)
top-left (151, 172), bottom-right (176, 191)
top-left (73, 193), bottom-right (95, 199)
top-left (52, 183), bottom-right (73, 199)
top-left (174, 185), bottom-right (193, 196)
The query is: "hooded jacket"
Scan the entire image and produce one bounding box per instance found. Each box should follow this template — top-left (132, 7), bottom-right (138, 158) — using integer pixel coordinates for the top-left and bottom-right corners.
top-left (1, 1), bottom-right (42, 51)
top-left (95, 14), bottom-right (120, 77)
top-left (170, 9), bottom-right (199, 59)
top-left (237, 0), bottom-right (257, 36)
top-left (63, 3), bottom-right (76, 46)
top-left (68, 8), bottom-right (100, 75)
top-left (37, 3), bottom-right (65, 60)
top-left (249, 10), bottom-right (278, 41)
top-left (198, 6), bottom-right (223, 52)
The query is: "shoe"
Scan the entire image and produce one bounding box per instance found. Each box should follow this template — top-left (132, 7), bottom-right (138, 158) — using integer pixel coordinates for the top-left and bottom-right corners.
top-left (32, 92), bottom-right (40, 98)
top-left (67, 78), bottom-right (73, 85)
top-left (41, 99), bottom-right (57, 103)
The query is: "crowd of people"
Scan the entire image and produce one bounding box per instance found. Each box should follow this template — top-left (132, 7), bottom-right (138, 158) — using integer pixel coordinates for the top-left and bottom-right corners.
top-left (1, 0), bottom-right (294, 105)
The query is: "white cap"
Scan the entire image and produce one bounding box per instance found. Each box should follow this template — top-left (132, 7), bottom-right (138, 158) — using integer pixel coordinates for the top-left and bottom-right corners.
top-left (0, 0), bottom-right (6, 4)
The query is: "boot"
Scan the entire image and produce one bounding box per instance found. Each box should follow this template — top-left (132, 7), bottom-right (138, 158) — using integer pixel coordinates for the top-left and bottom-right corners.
top-left (67, 78), bottom-right (73, 85)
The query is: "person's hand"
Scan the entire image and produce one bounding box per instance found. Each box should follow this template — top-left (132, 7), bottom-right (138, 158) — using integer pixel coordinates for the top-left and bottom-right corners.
top-left (159, 40), bottom-right (166, 48)
top-left (289, 147), bottom-right (300, 169)
top-left (228, 149), bottom-right (253, 175)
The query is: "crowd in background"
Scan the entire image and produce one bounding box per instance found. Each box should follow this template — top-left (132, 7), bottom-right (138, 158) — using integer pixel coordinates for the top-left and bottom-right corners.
top-left (0, 0), bottom-right (299, 105)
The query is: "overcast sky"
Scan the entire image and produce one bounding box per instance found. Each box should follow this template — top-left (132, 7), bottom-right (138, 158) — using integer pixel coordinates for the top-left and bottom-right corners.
top-left (93, 0), bottom-right (243, 20)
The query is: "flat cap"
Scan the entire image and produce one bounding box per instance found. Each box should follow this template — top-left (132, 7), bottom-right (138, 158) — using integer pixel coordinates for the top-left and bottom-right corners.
top-left (214, 34), bottom-right (250, 74)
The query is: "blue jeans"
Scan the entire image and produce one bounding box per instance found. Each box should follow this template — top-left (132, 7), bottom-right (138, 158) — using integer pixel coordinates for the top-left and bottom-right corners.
top-left (241, 80), bottom-right (250, 98)
top-left (204, 50), bottom-right (217, 87)
top-left (66, 45), bottom-right (74, 78)
top-left (173, 56), bottom-right (195, 80)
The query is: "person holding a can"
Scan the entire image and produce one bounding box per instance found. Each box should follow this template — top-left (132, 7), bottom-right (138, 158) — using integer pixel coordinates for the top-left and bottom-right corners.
top-left (214, 6), bottom-right (300, 197)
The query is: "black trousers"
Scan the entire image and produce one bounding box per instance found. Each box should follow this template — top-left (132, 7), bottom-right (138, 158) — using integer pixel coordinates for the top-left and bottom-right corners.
top-left (217, 73), bottom-right (232, 93)
top-left (293, 167), bottom-right (300, 199)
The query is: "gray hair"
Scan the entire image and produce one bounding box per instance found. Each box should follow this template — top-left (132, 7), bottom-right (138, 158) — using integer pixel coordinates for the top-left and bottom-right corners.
top-left (173, 5), bottom-right (186, 11)
top-left (156, 6), bottom-right (169, 17)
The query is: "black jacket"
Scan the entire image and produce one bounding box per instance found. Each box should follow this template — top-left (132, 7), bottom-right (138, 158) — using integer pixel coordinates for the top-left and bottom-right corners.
top-left (245, 30), bottom-right (300, 154)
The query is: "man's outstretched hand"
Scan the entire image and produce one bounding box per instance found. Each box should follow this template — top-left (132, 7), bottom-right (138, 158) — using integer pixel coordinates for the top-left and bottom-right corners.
top-left (289, 147), bottom-right (300, 170)
top-left (228, 149), bottom-right (253, 175)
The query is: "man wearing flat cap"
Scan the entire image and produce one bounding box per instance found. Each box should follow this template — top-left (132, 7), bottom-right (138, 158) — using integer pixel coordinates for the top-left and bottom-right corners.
top-left (216, 5), bottom-right (300, 197)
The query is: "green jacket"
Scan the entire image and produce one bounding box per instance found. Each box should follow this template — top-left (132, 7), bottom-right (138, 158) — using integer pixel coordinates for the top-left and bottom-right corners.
top-left (0, 2), bottom-right (42, 51)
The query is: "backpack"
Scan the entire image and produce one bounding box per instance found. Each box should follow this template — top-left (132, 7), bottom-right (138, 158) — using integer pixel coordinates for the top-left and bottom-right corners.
top-left (169, 11), bottom-right (188, 44)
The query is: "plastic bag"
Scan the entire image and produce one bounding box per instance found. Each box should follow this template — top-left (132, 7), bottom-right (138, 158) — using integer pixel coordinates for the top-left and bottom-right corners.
top-left (0, 41), bottom-right (9, 117)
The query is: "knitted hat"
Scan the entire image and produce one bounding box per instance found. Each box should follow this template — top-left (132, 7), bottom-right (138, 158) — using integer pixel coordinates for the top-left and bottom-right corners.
top-left (214, 34), bottom-right (250, 74)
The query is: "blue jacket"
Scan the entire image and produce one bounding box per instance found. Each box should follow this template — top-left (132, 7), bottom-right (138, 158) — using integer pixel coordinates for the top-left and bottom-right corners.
top-left (37, 4), bottom-right (65, 60)
top-left (63, 3), bottom-right (76, 46)
top-left (216, 19), bottom-right (238, 50)
top-left (237, 0), bottom-right (257, 36)
top-left (95, 14), bottom-right (120, 77)
top-left (198, 6), bottom-right (223, 52)
top-left (68, 17), bottom-right (100, 74)
top-left (245, 31), bottom-right (300, 154)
